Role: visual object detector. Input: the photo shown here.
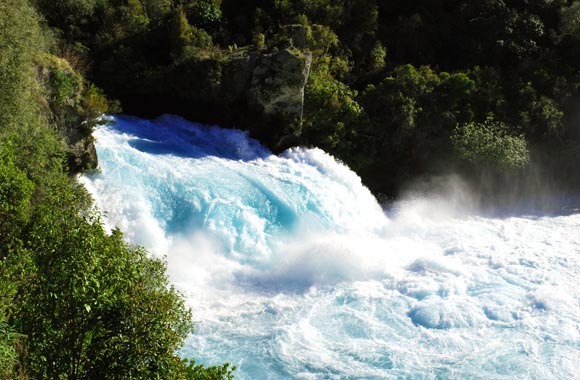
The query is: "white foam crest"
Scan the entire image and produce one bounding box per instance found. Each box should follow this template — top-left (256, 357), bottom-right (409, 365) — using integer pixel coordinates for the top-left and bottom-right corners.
top-left (280, 147), bottom-right (385, 233)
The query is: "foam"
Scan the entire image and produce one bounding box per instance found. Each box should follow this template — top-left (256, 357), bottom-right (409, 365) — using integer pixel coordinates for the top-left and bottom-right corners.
top-left (81, 115), bottom-right (580, 380)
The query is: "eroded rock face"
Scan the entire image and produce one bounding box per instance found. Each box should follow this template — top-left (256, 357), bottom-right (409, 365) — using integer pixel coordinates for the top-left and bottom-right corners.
top-left (64, 124), bottom-right (99, 173)
top-left (283, 24), bottom-right (310, 49)
top-left (37, 54), bottom-right (99, 173)
top-left (180, 45), bottom-right (313, 152)
top-left (156, 43), bottom-right (312, 152)
top-left (248, 48), bottom-right (312, 147)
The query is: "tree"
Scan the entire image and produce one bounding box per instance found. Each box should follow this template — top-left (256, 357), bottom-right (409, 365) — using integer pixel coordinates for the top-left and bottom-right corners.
top-left (169, 6), bottom-right (213, 58)
top-left (33, 0), bottom-right (98, 41)
top-left (0, 146), bottom-right (34, 258)
top-left (452, 117), bottom-right (530, 170)
top-left (0, 0), bottom-right (47, 130)
top-left (302, 56), bottom-right (365, 159)
top-left (15, 178), bottom-right (194, 379)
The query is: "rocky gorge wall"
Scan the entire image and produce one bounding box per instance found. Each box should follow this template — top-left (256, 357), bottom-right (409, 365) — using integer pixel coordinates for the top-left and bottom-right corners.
top-left (111, 26), bottom-right (314, 154)
top-left (160, 45), bottom-right (312, 153)
top-left (37, 54), bottom-right (109, 173)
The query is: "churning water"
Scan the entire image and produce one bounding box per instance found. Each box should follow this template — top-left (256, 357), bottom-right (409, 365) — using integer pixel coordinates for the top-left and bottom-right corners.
top-left (80, 115), bottom-right (580, 380)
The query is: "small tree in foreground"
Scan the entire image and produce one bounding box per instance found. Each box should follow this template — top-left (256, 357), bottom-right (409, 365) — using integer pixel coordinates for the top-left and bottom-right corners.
top-left (13, 177), bottom-right (234, 380)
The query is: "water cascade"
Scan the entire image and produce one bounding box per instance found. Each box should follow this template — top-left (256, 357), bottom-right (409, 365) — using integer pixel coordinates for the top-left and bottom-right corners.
top-left (81, 115), bottom-right (580, 380)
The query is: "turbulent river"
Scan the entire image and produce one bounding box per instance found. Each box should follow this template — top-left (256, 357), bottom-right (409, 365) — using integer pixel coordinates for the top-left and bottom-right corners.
top-left (80, 115), bottom-right (580, 380)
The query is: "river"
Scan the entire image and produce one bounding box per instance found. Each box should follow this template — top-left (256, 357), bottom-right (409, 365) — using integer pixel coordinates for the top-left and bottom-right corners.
top-left (80, 115), bottom-right (580, 380)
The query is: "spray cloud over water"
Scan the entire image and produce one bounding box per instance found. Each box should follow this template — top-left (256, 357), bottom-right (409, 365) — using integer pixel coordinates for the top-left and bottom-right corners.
top-left (81, 115), bottom-right (580, 380)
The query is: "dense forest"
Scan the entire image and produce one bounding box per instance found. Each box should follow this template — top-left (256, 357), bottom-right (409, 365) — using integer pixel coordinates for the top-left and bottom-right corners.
top-left (2, 0), bottom-right (580, 378)
top-left (30, 0), bottom-right (580, 196)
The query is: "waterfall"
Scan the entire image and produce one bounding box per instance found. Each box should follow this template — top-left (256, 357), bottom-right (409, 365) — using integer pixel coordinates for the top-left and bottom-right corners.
top-left (81, 115), bottom-right (580, 380)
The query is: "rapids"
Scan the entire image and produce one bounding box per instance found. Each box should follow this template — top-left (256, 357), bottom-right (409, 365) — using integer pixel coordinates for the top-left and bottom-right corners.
top-left (80, 115), bottom-right (580, 380)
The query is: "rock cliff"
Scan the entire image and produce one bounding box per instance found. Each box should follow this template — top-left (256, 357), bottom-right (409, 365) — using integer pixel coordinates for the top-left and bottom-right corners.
top-left (95, 25), bottom-right (313, 155)
top-left (248, 47), bottom-right (312, 151)
top-left (125, 43), bottom-right (313, 153)
top-left (37, 54), bottom-right (105, 173)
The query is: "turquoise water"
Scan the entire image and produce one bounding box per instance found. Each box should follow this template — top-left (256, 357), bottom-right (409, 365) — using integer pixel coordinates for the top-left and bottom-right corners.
top-left (81, 115), bottom-right (580, 380)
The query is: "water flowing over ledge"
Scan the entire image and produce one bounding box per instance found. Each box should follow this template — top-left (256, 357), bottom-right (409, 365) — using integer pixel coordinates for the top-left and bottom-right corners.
top-left (81, 115), bottom-right (580, 380)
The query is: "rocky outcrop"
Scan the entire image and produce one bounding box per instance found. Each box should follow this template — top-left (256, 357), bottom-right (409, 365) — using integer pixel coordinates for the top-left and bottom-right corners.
top-left (37, 54), bottom-right (103, 173)
top-left (248, 48), bottom-right (312, 151)
top-left (145, 43), bottom-right (312, 152)
top-left (118, 27), bottom-right (313, 153)
top-left (283, 24), bottom-right (310, 49)
top-left (63, 124), bottom-right (99, 173)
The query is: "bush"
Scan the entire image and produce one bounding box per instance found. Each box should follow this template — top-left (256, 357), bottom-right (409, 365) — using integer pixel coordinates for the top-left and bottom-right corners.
top-left (17, 178), bottom-right (194, 379)
top-left (303, 56), bottom-right (364, 153)
top-left (0, 313), bottom-right (21, 380)
top-left (0, 145), bottom-right (34, 256)
top-left (452, 117), bottom-right (530, 170)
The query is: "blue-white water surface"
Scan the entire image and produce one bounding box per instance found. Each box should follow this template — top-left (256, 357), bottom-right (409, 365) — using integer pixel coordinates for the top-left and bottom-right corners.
top-left (81, 115), bottom-right (580, 380)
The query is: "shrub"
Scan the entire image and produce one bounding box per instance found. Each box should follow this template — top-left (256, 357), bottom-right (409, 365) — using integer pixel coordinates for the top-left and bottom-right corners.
top-left (452, 117), bottom-right (530, 170)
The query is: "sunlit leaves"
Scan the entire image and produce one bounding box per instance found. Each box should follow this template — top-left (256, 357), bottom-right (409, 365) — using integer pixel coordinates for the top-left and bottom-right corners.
top-left (452, 117), bottom-right (530, 170)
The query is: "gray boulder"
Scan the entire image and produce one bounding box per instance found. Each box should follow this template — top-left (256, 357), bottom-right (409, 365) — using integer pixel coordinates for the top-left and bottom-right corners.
top-left (248, 47), bottom-right (312, 150)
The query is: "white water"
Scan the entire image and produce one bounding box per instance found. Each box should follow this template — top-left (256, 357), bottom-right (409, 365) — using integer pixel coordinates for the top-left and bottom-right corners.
top-left (80, 115), bottom-right (580, 380)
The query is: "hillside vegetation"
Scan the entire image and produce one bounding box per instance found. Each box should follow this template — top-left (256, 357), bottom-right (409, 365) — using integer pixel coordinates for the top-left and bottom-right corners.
top-left (32, 0), bottom-right (580, 196)
top-left (0, 0), bottom-right (233, 378)
top-left (2, 0), bottom-right (580, 377)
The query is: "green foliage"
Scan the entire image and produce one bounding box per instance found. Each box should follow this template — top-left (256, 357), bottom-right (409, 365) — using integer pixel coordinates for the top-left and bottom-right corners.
top-left (303, 57), bottom-right (364, 155)
top-left (33, 0), bottom-right (98, 41)
top-left (38, 53), bottom-right (111, 147)
top-left (0, 145), bottom-right (35, 256)
top-left (0, 0), bottom-right (47, 130)
top-left (39, 54), bottom-right (84, 107)
top-left (334, 0), bottom-right (379, 70)
top-left (369, 40), bottom-right (386, 71)
top-left (307, 24), bottom-right (339, 56)
top-left (452, 117), bottom-right (530, 170)
top-left (184, 0), bottom-right (223, 29)
top-left (529, 96), bottom-right (565, 139)
top-left (0, 2), bottom-right (234, 380)
top-left (253, 32), bottom-right (266, 50)
top-left (362, 64), bottom-right (475, 155)
top-left (0, 0), bottom-right (65, 182)
top-left (84, 84), bottom-right (110, 118)
top-left (170, 6), bottom-right (213, 58)
top-left (13, 177), bottom-right (194, 380)
top-left (0, 312), bottom-right (21, 380)
top-left (559, 2), bottom-right (580, 37)
top-left (181, 360), bottom-right (236, 380)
